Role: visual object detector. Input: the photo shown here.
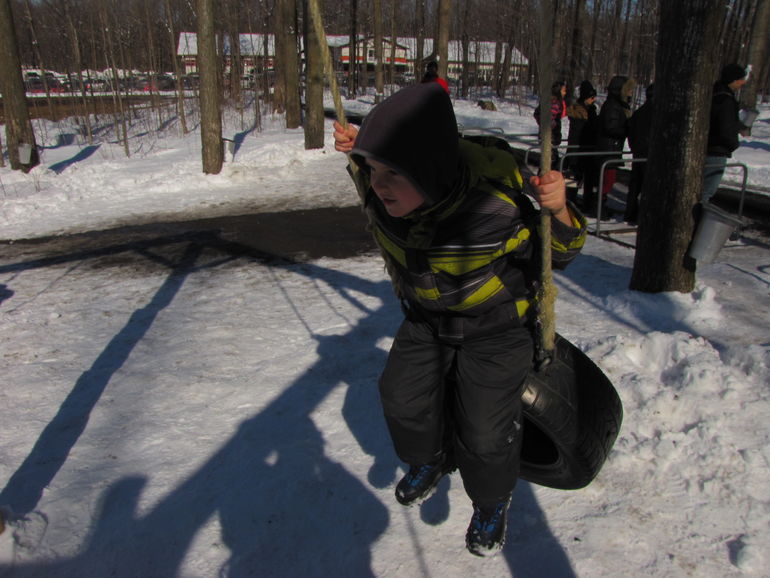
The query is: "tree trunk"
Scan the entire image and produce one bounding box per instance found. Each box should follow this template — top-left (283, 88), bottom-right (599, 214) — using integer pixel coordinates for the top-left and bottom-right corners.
top-left (0, 0), bottom-right (38, 172)
top-left (629, 0), bottom-right (725, 293)
top-left (303, 0), bottom-right (324, 149)
top-left (99, 2), bottom-right (130, 157)
top-left (568, 0), bottom-right (586, 88)
top-left (586, 0), bottom-right (602, 82)
top-left (196, 0), bottom-right (223, 175)
top-left (389, 0), bottom-right (397, 87)
top-left (741, 0), bottom-right (770, 112)
top-left (165, 0), bottom-right (189, 135)
top-left (347, 0), bottom-right (357, 97)
top-left (373, 0), bottom-right (384, 102)
top-left (23, 0), bottom-right (55, 122)
top-left (460, 0), bottom-right (470, 98)
top-left (283, 0), bottom-right (302, 128)
top-left (415, 0), bottom-right (425, 80)
top-left (436, 0), bottom-right (451, 81)
top-left (65, 7), bottom-right (93, 144)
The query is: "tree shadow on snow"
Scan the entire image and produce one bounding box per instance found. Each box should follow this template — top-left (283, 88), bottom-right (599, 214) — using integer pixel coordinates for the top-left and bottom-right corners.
top-left (0, 230), bottom-right (573, 576)
top-left (48, 144), bottom-right (101, 174)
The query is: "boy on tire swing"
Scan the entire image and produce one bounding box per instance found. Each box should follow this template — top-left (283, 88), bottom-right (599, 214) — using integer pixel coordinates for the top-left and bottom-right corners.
top-left (333, 83), bottom-right (586, 556)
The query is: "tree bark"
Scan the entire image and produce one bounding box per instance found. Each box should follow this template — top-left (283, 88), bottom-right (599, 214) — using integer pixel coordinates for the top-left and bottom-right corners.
top-left (436, 0), bottom-right (451, 81)
top-left (629, 0), bottom-right (725, 293)
top-left (283, 0), bottom-right (302, 128)
top-left (568, 0), bottom-right (586, 88)
top-left (741, 0), bottom-right (770, 112)
top-left (196, 0), bottom-right (224, 174)
top-left (347, 0), bottom-right (357, 96)
top-left (304, 0), bottom-right (324, 149)
top-left (373, 0), bottom-right (384, 102)
top-left (0, 0), bottom-right (38, 172)
top-left (165, 0), bottom-right (189, 135)
top-left (415, 0), bottom-right (425, 80)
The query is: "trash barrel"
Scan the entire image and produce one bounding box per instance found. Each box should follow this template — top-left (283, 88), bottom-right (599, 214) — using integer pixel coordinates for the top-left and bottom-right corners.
top-left (688, 203), bottom-right (743, 264)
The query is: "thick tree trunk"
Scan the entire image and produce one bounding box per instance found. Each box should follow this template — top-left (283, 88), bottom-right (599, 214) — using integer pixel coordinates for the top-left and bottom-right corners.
top-left (283, 0), bottom-right (302, 128)
top-left (0, 0), bottom-right (38, 172)
top-left (436, 0), bottom-right (451, 81)
top-left (303, 0), bottom-right (324, 150)
top-left (196, 0), bottom-right (223, 174)
top-left (630, 0), bottom-right (725, 293)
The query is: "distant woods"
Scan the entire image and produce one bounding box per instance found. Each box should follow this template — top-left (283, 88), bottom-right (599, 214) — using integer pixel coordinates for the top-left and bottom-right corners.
top-left (7, 0), bottom-right (769, 103)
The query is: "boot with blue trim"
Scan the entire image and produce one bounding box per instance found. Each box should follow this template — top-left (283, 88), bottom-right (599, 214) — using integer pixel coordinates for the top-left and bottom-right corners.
top-left (395, 455), bottom-right (454, 506)
top-left (465, 495), bottom-right (512, 557)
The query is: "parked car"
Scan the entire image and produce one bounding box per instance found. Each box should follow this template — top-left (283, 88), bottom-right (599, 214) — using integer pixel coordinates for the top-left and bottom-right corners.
top-left (86, 78), bottom-right (111, 92)
top-left (181, 74), bottom-right (200, 90)
top-left (24, 77), bottom-right (64, 94)
top-left (140, 74), bottom-right (176, 92)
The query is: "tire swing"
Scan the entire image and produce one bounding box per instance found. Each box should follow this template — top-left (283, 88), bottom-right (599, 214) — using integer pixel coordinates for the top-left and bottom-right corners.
top-left (518, 333), bottom-right (623, 490)
top-left (520, 0), bottom-right (623, 491)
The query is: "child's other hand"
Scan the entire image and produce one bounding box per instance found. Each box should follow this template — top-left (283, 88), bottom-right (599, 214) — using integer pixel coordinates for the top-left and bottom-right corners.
top-left (530, 171), bottom-right (569, 222)
top-left (333, 121), bottom-right (358, 153)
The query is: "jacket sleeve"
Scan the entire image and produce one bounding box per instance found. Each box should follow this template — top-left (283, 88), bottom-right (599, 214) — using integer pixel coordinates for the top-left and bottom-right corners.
top-left (550, 202), bottom-right (587, 270)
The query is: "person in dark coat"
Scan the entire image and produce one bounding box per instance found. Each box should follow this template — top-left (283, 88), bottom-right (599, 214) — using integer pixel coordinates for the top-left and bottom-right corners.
top-left (332, 83), bottom-right (586, 556)
top-left (624, 83), bottom-right (654, 224)
top-left (594, 75), bottom-right (634, 215)
top-left (702, 63), bottom-right (748, 203)
top-left (567, 80), bottom-right (599, 207)
top-left (421, 60), bottom-right (450, 94)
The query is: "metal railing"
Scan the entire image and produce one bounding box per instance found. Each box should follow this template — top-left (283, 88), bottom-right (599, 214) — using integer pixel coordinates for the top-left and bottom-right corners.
top-left (589, 157), bottom-right (748, 237)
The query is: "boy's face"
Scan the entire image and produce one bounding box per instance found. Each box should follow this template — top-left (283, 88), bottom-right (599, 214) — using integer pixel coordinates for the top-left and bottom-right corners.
top-left (367, 159), bottom-right (425, 217)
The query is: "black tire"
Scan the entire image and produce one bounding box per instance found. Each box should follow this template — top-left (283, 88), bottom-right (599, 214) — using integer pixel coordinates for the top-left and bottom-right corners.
top-left (519, 333), bottom-right (623, 490)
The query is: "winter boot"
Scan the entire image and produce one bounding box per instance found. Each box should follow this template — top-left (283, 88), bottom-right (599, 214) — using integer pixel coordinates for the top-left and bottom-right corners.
top-left (395, 456), bottom-right (454, 506)
top-left (465, 496), bottom-right (512, 557)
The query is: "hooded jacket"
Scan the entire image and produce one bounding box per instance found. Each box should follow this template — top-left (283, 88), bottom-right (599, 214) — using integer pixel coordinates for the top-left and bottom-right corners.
top-left (350, 83), bottom-right (586, 341)
top-left (596, 75), bottom-right (634, 154)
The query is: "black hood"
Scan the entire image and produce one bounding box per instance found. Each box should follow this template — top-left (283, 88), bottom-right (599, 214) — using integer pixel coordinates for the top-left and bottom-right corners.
top-left (351, 83), bottom-right (459, 205)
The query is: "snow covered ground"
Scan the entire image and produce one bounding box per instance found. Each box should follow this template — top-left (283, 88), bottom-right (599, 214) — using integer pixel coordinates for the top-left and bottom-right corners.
top-left (0, 94), bottom-right (768, 577)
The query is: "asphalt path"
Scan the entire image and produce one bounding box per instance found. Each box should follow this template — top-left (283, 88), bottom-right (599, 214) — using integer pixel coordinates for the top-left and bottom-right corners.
top-left (0, 206), bottom-right (377, 267)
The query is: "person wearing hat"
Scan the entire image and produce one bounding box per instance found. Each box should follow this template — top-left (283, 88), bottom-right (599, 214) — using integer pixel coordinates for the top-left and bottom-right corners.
top-left (567, 80), bottom-right (599, 206)
top-left (332, 83), bottom-right (586, 556)
top-left (702, 63), bottom-right (749, 203)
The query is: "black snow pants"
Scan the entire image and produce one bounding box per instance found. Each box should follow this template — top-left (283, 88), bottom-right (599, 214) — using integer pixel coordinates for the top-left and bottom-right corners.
top-left (379, 318), bottom-right (533, 508)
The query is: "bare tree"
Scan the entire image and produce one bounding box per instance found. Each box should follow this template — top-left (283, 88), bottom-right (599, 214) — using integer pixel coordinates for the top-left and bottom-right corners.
top-left (347, 0), bottom-right (358, 96)
top-left (741, 0), bottom-right (770, 112)
top-left (275, 0), bottom-right (301, 127)
top-left (165, 0), bottom-right (189, 135)
top-left (98, 1), bottom-right (130, 157)
top-left (567, 0), bottom-right (587, 89)
top-left (373, 0), bottom-right (384, 102)
top-left (197, 0), bottom-right (224, 174)
top-left (414, 0), bottom-right (425, 80)
top-left (630, 0), bottom-right (726, 293)
top-left (303, 0), bottom-right (324, 149)
top-left (435, 0), bottom-right (450, 80)
top-left (0, 0), bottom-right (38, 172)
